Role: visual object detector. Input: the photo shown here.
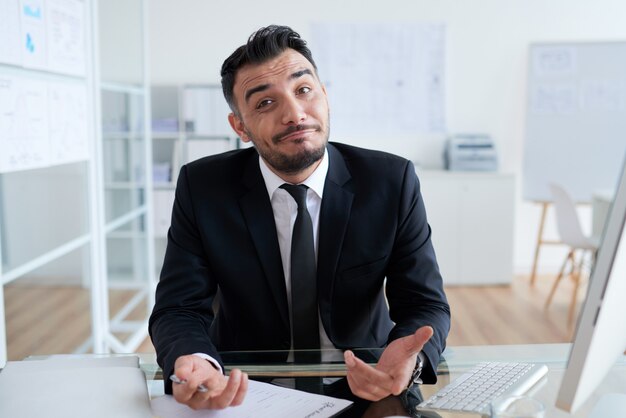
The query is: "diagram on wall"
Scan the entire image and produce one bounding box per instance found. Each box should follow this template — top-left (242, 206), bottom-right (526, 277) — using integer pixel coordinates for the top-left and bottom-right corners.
top-left (48, 80), bottom-right (89, 165)
top-left (0, 0), bottom-right (90, 173)
top-left (311, 22), bottom-right (446, 136)
top-left (21, 0), bottom-right (48, 70)
top-left (0, 0), bottom-right (22, 66)
top-left (46, 0), bottom-right (86, 77)
top-left (0, 75), bottom-right (50, 172)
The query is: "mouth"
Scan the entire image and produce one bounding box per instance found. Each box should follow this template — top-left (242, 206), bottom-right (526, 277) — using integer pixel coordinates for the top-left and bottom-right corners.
top-left (273, 125), bottom-right (321, 144)
top-left (279, 129), bottom-right (317, 142)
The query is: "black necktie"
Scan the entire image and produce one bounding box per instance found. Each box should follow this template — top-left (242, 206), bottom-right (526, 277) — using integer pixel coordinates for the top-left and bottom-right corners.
top-left (280, 184), bottom-right (321, 363)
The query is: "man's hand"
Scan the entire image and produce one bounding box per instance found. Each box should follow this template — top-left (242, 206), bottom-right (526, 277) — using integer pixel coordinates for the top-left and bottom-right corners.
top-left (343, 325), bottom-right (433, 401)
top-left (171, 355), bottom-right (248, 410)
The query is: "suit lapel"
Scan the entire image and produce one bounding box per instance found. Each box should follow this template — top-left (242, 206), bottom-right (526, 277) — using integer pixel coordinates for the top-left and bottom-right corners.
top-left (238, 155), bottom-right (289, 328)
top-left (317, 144), bottom-right (353, 307)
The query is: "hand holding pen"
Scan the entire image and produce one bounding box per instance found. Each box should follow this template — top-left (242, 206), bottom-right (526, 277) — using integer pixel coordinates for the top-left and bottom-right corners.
top-left (171, 354), bottom-right (248, 410)
top-left (170, 374), bottom-right (209, 393)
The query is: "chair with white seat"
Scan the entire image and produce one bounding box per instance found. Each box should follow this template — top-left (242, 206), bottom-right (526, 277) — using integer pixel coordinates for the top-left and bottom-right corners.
top-left (545, 183), bottom-right (600, 326)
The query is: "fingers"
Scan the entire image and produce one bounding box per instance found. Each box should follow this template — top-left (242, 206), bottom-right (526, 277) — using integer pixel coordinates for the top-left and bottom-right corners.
top-left (344, 350), bottom-right (394, 401)
top-left (172, 355), bottom-right (224, 403)
top-left (402, 326), bottom-right (434, 356)
top-left (209, 369), bottom-right (248, 409)
top-left (231, 371), bottom-right (249, 406)
top-left (178, 368), bottom-right (249, 410)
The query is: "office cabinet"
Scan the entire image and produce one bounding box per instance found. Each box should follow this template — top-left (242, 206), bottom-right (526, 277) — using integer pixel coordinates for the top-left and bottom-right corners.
top-left (417, 170), bottom-right (515, 285)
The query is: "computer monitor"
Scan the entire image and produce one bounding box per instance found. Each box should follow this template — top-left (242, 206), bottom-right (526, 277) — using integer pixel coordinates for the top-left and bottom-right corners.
top-left (556, 153), bottom-right (626, 413)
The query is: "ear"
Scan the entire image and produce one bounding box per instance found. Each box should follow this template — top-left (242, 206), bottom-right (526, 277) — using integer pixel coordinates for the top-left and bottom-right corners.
top-left (321, 83), bottom-right (329, 110)
top-left (228, 112), bottom-right (250, 142)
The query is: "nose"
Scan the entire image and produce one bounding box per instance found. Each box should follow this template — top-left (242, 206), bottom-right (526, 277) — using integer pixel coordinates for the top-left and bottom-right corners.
top-left (281, 96), bottom-right (306, 125)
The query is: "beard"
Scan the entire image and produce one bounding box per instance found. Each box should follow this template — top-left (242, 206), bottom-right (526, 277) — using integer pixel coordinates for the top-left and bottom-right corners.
top-left (246, 123), bottom-right (329, 175)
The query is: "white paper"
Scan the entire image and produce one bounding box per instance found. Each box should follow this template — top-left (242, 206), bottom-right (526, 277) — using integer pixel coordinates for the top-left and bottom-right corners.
top-left (0, 0), bottom-right (22, 66)
top-left (311, 22), bottom-right (446, 135)
top-left (532, 46), bottom-right (577, 77)
top-left (150, 379), bottom-right (353, 418)
top-left (530, 83), bottom-right (579, 114)
top-left (0, 74), bottom-right (50, 172)
top-left (46, 0), bottom-right (86, 76)
top-left (21, 0), bottom-right (47, 70)
top-left (48, 80), bottom-right (90, 165)
top-left (581, 79), bottom-right (626, 112)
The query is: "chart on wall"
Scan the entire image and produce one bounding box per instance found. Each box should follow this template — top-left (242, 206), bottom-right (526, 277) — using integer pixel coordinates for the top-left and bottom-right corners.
top-left (523, 42), bottom-right (626, 202)
top-left (0, 0), bottom-right (89, 173)
top-left (310, 22), bottom-right (445, 136)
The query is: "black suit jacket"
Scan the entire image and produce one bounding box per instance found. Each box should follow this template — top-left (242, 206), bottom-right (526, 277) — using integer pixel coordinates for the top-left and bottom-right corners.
top-left (149, 142), bottom-right (450, 393)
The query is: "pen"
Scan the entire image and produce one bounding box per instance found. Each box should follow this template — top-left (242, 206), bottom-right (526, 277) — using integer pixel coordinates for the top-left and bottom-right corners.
top-left (169, 374), bottom-right (209, 393)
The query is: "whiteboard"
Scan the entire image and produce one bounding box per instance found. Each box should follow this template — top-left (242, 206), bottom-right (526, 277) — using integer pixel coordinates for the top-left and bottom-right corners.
top-left (523, 42), bottom-right (626, 202)
top-left (310, 22), bottom-right (445, 136)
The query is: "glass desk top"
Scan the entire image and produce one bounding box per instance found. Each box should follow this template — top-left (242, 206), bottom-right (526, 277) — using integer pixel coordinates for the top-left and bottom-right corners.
top-left (22, 344), bottom-right (626, 417)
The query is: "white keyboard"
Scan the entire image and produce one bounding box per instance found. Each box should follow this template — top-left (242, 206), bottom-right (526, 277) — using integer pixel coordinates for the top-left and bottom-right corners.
top-left (416, 362), bottom-right (548, 415)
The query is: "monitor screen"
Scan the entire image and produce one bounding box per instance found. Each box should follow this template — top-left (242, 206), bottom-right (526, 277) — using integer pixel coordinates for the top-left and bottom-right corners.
top-left (556, 153), bottom-right (626, 413)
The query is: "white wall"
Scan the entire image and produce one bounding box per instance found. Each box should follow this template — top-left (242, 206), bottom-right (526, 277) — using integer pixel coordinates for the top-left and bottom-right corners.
top-left (149, 0), bottom-right (626, 275)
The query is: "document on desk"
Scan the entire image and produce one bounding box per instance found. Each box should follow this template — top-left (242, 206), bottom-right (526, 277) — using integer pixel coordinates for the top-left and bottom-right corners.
top-left (0, 356), bottom-right (152, 418)
top-left (151, 379), bottom-right (353, 418)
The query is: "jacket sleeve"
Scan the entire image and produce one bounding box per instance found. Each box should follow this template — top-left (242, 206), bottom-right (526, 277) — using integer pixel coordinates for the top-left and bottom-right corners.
top-left (148, 165), bottom-right (222, 394)
top-left (385, 161), bottom-right (451, 383)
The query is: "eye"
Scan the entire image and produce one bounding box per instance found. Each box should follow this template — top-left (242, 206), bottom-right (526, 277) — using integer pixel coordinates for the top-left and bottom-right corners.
top-left (297, 86), bottom-right (311, 95)
top-left (256, 98), bottom-right (274, 109)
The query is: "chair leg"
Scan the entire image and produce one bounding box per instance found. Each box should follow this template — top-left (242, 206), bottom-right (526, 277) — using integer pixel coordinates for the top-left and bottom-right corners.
top-left (546, 249), bottom-right (574, 309)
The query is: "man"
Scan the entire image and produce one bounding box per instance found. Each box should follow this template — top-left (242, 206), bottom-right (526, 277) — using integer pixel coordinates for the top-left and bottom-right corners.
top-left (149, 25), bottom-right (450, 411)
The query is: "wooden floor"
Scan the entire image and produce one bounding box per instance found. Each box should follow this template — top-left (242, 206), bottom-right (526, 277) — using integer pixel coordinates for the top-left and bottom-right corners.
top-left (4, 273), bottom-right (585, 361)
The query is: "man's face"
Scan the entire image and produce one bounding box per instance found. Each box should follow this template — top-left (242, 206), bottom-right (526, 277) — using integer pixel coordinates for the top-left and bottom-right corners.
top-left (228, 49), bottom-right (330, 177)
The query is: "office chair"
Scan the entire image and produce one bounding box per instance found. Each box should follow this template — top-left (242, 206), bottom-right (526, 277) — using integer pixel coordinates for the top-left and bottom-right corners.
top-left (545, 183), bottom-right (599, 326)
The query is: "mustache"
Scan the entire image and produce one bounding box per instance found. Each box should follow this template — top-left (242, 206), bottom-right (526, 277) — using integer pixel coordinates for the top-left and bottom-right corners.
top-left (272, 124), bottom-right (322, 143)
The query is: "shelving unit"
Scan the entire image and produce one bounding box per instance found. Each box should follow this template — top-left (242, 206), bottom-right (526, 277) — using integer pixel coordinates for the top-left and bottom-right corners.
top-left (94, 0), bottom-right (155, 355)
top-left (151, 84), bottom-right (238, 273)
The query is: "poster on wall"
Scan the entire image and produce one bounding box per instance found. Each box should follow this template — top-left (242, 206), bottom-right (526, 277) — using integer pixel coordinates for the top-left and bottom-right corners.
top-left (0, 0), bottom-right (90, 173)
top-left (311, 22), bottom-right (446, 136)
top-left (46, 0), bottom-right (86, 77)
top-left (0, 0), bottom-right (23, 66)
top-left (2, 0), bottom-right (86, 75)
top-left (20, 0), bottom-right (48, 71)
top-left (48, 80), bottom-right (89, 165)
top-left (0, 74), bottom-right (51, 172)
top-left (0, 74), bottom-right (90, 173)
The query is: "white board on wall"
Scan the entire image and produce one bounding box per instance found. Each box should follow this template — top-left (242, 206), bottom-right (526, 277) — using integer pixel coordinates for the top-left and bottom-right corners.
top-left (523, 42), bottom-right (626, 202)
top-left (310, 22), bottom-right (446, 137)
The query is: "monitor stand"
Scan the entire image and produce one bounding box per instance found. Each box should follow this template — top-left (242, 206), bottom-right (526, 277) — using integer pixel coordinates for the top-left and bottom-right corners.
top-left (588, 394), bottom-right (626, 418)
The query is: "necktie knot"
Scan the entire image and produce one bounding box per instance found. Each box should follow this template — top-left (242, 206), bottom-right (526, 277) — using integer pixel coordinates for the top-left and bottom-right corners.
top-left (280, 184), bottom-right (309, 209)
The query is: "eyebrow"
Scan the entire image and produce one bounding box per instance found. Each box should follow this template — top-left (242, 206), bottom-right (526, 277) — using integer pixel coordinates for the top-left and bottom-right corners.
top-left (244, 68), bottom-right (314, 103)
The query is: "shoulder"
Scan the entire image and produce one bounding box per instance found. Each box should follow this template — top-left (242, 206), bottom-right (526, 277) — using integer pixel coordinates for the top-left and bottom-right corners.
top-left (328, 141), bottom-right (414, 178)
top-left (179, 147), bottom-right (258, 193)
top-left (329, 141), bottom-right (409, 164)
top-left (185, 147), bottom-right (257, 175)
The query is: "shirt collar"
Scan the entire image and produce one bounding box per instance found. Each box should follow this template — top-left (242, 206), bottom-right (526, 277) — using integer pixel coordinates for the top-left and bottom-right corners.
top-left (259, 147), bottom-right (329, 199)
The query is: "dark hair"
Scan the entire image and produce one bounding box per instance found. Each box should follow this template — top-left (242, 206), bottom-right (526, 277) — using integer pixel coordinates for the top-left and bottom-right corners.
top-left (220, 25), bottom-right (318, 114)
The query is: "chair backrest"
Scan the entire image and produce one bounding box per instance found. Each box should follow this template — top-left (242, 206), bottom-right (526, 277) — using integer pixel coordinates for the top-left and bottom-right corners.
top-left (549, 183), bottom-right (593, 249)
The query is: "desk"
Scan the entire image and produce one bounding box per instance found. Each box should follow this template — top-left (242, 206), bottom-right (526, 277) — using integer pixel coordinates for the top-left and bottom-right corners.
top-left (131, 344), bottom-right (626, 417)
